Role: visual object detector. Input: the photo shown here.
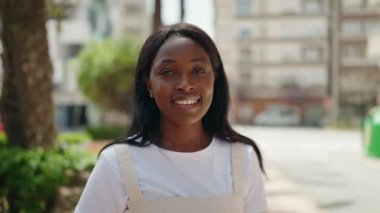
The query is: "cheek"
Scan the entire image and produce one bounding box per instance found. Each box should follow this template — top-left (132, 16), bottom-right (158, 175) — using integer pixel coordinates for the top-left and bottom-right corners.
top-left (204, 79), bottom-right (215, 101)
top-left (151, 82), bottom-right (172, 101)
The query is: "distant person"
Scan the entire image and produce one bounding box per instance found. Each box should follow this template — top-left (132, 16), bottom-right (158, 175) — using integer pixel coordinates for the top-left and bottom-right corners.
top-left (76, 23), bottom-right (267, 213)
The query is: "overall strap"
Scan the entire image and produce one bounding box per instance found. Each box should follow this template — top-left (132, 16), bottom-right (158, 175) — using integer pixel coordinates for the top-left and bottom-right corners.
top-left (231, 143), bottom-right (244, 196)
top-left (115, 144), bottom-right (143, 202)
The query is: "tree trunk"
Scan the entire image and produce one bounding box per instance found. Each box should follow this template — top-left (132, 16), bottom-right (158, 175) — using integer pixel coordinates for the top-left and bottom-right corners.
top-left (153, 0), bottom-right (162, 31)
top-left (180, 0), bottom-right (185, 22)
top-left (0, 0), bottom-right (56, 148)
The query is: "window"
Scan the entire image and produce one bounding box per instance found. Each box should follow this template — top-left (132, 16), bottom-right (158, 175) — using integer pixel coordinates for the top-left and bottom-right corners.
top-left (57, 105), bottom-right (88, 130)
top-left (342, 0), bottom-right (363, 11)
top-left (282, 52), bottom-right (298, 62)
top-left (88, 1), bottom-right (112, 38)
top-left (239, 28), bottom-right (251, 38)
top-left (279, 0), bottom-right (298, 14)
top-left (342, 45), bottom-right (366, 58)
top-left (303, 0), bottom-right (324, 13)
top-left (236, 1), bottom-right (252, 16)
top-left (239, 49), bottom-right (252, 61)
top-left (303, 47), bottom-right (323, 61)
top-left (240, 68), bottom-right (252, 85)
top-left (65, 44), bottom-right (82, 58)
top-left (280, 24), bottom-right (297, 38)
top-left (341, 20), bottom-right (363, 35)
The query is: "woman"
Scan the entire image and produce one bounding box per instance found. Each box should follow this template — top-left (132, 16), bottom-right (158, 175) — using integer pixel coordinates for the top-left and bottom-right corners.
top-left (76, 23), bottom-right (267, 213)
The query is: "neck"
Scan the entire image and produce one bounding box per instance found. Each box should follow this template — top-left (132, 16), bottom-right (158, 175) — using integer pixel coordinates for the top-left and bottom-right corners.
top-left (159, 120), bottom-right (211, 152)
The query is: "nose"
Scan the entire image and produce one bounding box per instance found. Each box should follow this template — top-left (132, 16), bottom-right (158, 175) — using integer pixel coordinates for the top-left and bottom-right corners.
top-left (176, 76), bottom-right (195, 92)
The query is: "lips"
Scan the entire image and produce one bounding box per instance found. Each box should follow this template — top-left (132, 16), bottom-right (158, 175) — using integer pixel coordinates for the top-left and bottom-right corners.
top-left (173, 96), bottom-right (201, 105)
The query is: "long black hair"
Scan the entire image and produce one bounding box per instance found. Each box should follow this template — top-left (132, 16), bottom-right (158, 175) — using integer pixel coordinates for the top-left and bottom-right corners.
top-left (101, 23), bottom-right (265, 173)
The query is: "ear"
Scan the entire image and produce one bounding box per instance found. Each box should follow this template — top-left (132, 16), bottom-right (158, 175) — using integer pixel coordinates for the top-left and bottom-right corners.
top-left (145, 78), bottom-right (153, 98)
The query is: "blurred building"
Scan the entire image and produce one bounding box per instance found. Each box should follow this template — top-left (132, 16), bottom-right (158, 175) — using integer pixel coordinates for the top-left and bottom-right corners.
top-left (215, 0), bottom-right (380, 126)
top-left (47, 0), bottom-right (150, 130)
top-left (334, 0), bottom-right (380, 121)
top-left (215, 0), bottom-right (328, 125)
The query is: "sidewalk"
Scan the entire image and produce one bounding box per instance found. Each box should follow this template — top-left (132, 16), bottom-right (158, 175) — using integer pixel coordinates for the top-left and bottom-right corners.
top-left (265, 165), bottom-right (324, 213)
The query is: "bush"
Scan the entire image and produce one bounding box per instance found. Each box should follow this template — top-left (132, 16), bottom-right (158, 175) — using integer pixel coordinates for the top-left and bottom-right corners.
top-left (86, 125), bottom-right (128, 140)
top-left (0, 132), bottom-right (8, 146)
top-left (55, 132), bottom-right (91, 150)
top-left (54, 132), bottom-right (96, 173)
top-left (0, 147), bottom-right (67, 212)
top-left (0, 132), bottom-right (96, 212)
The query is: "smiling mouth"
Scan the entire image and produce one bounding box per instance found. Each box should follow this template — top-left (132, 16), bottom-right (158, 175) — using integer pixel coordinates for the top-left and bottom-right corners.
top-left (174, 98), bottom-right (200, 105)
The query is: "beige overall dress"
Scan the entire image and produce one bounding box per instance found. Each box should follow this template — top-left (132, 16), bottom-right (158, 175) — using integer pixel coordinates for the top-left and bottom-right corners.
top-left (115, 143), bottom-right (245, 213)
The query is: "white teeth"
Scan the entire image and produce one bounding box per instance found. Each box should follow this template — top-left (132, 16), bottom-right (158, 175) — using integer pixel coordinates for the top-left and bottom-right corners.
top-left (175, 99), bottom-right (198, 105)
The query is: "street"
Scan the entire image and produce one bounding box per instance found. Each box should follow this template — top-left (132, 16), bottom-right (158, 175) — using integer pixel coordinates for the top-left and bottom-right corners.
top-left (235, 126), bottom-right (380, 213)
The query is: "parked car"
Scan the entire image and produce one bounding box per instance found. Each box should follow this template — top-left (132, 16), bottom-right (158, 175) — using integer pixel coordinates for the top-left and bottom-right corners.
top-left (254, 104), bottom-right (301, 126)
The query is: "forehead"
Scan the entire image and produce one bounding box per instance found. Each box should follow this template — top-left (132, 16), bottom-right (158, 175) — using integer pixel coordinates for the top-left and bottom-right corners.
top-left (153, 36), bottom-right (210, 62)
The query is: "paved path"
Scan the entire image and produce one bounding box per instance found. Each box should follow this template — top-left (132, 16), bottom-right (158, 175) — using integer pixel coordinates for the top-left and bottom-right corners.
top-left (236, 126), bottom-right (380, 213)
top-left (265, 166), bottom-right (324, 213)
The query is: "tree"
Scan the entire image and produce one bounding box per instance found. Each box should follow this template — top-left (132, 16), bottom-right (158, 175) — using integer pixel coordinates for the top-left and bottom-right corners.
top-left (0, 0), bottom-right (56, 148)
top-left (153, 0), bottom-right (162, 31)
top-left (77, 35), bottom-right (141, 115)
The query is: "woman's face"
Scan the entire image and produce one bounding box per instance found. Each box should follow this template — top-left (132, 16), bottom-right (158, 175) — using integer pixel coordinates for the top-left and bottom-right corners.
top-left (147, 36), bottom-right (215, 126)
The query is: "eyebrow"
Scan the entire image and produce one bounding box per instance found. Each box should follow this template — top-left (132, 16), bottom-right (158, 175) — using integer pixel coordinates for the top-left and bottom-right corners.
top-left (158, 59), bottom-right (176, 64)
top-left (157, 57), bottom-right (208, 64)
top-left (190, 58), bottom-right (208, 62)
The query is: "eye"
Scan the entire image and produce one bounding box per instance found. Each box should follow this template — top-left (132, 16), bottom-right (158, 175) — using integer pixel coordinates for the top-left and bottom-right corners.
top-left (159, 68), bottom-right (174, 76)
top-left (193, 67), bottom-right (207, 75)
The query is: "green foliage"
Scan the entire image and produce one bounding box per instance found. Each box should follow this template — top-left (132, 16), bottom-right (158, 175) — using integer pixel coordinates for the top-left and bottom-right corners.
top-left (46, 0), bottom-right (77, 20)
top-left (0, 132), bottom-right (8, 146)
top-left (0, 147), bottom-right (67, 212)
top-left (86, 125), bottom-right (128, 140)
top-left (77, 35), bottom-right (142, 112)
top-left (0, 132), bottom-right (96, 212)
top-left (54, 132), bottom-right (95, 172)
top-left (55, 132), bottom-right (91, 147)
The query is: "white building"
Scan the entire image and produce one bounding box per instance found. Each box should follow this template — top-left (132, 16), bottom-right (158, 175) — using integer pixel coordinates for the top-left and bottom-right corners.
top-left (338, 0), bottom-right (380, 116)
top-left (215, 0), bottom-right (328, 125)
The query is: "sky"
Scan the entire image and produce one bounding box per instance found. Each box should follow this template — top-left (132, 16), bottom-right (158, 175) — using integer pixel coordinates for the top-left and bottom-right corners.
top-left (147, 0), bottom-right (214, 38)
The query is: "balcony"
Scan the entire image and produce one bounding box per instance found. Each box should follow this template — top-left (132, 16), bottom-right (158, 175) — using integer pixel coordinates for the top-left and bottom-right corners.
top-left (236, 12), bottom-right (329, 19)
top-left (340, 58), bottom-right (379, 67)
top-left (236, 85), bottom-right (327, 98)
top-left (340, 67), bottom-right (380, 92)
top-left (236, 36), bottom-right (327, 43)
top-left (341, 8), bottom-right (380, 19)
top-left (340, 34), bottom-right (368, 42)
top-left (340, 91), bottom-right (378, 105)
top-left (237, 60), bottom-right (327, 68)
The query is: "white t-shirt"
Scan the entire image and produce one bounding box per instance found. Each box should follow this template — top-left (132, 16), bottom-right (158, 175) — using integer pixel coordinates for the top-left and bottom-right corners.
top-left (75, 137), bottom-right (267, 213)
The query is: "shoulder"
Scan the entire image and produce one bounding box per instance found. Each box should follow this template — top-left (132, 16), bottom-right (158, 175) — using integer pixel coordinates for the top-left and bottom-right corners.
top-left (242, 143), bottom-right (260, 166)
top-left (232, 142), bottom-right (260, 172)
top-left (76, 144), bottom-right (129, 213)
top-left (215, 138), bottom-right (260, 168)
top-left (99, 144), bottom-right (119, 165)
top-left (100, 143), bottom-right (144, 162)
top-left (98, 144), bottom-right (131, 172)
